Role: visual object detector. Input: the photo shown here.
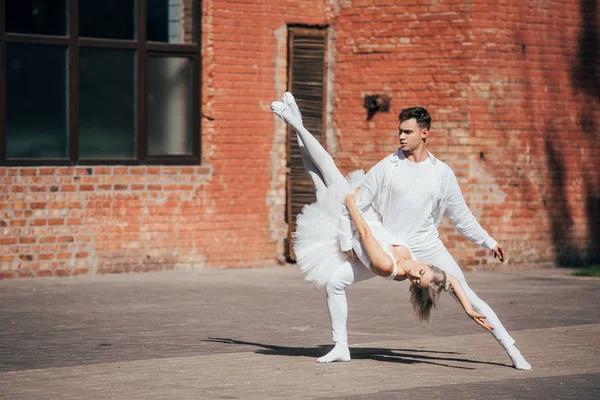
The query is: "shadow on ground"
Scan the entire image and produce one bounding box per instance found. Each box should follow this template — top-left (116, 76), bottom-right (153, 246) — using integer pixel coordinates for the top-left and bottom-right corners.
top-left (204, 337), bottom-right (512, 370)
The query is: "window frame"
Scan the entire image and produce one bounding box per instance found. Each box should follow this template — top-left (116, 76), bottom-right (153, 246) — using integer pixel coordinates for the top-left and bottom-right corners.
top-left (0, 0), bottom-right (202, 166)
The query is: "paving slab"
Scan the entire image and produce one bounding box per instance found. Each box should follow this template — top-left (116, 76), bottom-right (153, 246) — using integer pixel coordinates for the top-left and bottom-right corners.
top-left (1, 267), bottom-right (599, 399)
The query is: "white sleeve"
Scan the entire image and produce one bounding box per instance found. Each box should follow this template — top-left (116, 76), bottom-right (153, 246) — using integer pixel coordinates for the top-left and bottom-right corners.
top-left (444, 169), bottom-right (497, 250)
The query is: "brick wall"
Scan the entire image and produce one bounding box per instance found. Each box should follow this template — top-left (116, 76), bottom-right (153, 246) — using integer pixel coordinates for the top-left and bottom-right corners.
top-left (1, 0), bottom-right (598, 278)
top-left (330, 0), bottom-right (600, 270)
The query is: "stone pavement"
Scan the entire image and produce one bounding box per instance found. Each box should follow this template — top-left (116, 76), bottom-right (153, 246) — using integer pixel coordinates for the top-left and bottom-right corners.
top-left (1, 267), bottom-right (599, 399)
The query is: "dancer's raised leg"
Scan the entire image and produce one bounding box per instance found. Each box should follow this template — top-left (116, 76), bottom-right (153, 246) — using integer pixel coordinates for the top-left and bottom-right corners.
top-left (420, 248), bottom-right (532, 370)
top-left (272, 100), bottom-right (345, 187)
top-left (279, 93), bottom-right (328, 197)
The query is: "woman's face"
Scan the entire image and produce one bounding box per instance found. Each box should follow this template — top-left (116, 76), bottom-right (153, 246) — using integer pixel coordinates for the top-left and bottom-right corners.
top-left (406, 265), bottom-right (435, 288)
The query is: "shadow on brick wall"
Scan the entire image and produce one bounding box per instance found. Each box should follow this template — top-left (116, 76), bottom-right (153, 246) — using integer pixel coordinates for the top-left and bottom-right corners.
top-left (544, 135), bottom-right (599, 266)
top-left (544, 136), bottom-right (578, 266)
top-left (555, 0), bottom-right (600, 267)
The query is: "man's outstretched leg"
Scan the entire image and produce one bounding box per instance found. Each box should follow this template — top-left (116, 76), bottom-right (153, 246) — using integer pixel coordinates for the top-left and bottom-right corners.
top-left (420, 248), bottom-right (532, 370)
top-left (318, 259), bottom-right (375, 363)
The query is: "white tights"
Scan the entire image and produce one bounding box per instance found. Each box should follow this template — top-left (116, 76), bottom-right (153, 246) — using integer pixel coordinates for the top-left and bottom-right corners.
top-left (280, 103), bottom-right (345, 195)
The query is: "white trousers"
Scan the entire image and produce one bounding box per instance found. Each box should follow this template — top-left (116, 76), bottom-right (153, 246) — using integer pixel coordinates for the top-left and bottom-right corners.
top-left (417, 248), bottom-right (515, 349)
top-left (325, 247), bottom-right (516, 350)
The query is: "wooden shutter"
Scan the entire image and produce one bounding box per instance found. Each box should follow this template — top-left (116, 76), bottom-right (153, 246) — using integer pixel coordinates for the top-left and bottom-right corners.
top-left (286, 27), bottom-right (327, 261)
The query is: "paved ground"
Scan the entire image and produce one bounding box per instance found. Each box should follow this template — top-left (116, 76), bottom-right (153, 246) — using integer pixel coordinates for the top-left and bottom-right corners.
top-left (1, 266), bottom-right (599, 399)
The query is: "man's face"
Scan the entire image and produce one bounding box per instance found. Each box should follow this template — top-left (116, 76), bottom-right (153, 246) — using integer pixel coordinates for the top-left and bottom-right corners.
top-left (398, 118), bottom-right (427, 152)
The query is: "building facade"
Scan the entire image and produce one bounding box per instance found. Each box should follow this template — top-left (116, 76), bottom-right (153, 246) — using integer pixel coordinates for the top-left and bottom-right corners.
top-left (1, 0), bottom-right (599, 278)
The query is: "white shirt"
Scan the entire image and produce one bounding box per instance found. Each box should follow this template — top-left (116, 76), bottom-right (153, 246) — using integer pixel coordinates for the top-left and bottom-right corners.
top-left (385, 157), bottom-right (443, 257)
top-left (340, 149), bottom-right (497, 258)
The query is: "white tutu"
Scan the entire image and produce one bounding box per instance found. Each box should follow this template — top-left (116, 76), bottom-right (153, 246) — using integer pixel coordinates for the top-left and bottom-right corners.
top-left (292, 170), bottom-right (366, 286)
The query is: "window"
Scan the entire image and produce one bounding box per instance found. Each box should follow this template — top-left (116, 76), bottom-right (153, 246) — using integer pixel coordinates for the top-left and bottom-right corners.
top-left (0, 0), bottom-right (201, 165)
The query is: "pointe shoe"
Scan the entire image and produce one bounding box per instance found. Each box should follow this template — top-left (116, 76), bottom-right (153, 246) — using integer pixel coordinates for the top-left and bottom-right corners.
top-left (271, 101), bottom-right (298, 126)
top-left (282, 92), bottom-right (302, 123)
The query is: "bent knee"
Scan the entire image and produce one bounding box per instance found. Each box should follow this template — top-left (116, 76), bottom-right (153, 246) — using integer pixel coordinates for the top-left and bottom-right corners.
top-left (325, 277), bottom-right (347, 294)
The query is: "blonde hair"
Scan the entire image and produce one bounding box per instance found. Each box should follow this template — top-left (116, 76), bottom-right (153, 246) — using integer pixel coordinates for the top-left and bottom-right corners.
top-left (409, 265), bottom-right (451, 322)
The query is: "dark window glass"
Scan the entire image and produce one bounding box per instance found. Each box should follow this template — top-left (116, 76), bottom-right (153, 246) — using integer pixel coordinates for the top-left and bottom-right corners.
top-left (79, 0), bottom-right (135, 40)
top-left (6, 44), bottom-right (68, 158)
top-left (148, 56), bottom-right (193, 155)
top-left (2, 1), bottom-right (200, 165)
top-left (79, 48), bottom-right (136, 159)
top-left (147, 0), bottom-right (198, 44)
top-left (6, 0), bottom-right (67, 36)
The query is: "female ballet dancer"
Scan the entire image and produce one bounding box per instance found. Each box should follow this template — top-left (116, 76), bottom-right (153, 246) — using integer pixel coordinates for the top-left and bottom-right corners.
top-left (271, 96), bottom-right (492, 331)
top-left (271, 92), bottom-right (531, 369)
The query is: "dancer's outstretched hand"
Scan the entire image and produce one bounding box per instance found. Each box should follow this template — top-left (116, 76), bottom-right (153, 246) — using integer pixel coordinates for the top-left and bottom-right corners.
top-left (467, 310), bottom-right (494, 331)
top-left (491, 244), bottom-right (505, 262)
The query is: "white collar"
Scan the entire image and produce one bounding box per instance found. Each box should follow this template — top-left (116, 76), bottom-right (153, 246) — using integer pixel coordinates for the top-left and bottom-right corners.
top-left (389, 148), bottom-right (439, 165)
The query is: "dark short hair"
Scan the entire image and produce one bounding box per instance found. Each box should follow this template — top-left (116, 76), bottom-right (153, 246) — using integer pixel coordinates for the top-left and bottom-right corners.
top-left (398, 107), bottom-right (431, 130)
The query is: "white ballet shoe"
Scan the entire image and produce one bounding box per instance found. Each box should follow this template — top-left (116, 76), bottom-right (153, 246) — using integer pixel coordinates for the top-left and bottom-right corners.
top-left (507, 345), bottom-right (532, 370)
top-left (271, 101), bottom-right (300, 127)
top-left (282, 92), bottom-right (302, 123)
top-left (316, 342), bottom-right (351, 363)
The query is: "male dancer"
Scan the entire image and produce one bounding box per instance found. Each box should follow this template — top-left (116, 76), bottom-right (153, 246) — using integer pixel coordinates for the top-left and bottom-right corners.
top-left (322, 106), bottom-right (531, 369)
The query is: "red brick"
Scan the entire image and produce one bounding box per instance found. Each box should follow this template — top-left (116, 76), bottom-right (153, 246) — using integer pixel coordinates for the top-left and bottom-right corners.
top-left (56, 253), bottom-right (72, 260)
top-left (0, 271), bottom-right (16, 279)
top-left (72, 268), bottom-right (89, 276)
top-left (94, 167), bottom-right (111, 175)
top-left (13, 202), bottom-right (27, 210)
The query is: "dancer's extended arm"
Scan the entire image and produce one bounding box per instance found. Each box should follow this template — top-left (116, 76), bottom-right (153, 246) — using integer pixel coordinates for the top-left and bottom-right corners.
top-left (339, 162), bottom-right (386, 252)
top-left (447, 274), bottom-right (495, 331)
top-left (344, 188), bottom-right (395, 277)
